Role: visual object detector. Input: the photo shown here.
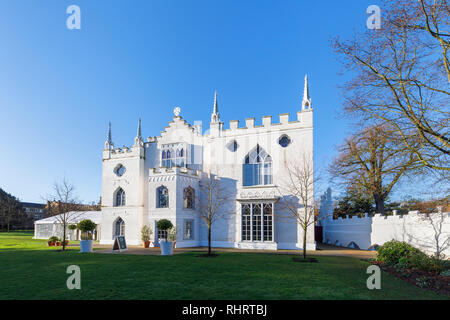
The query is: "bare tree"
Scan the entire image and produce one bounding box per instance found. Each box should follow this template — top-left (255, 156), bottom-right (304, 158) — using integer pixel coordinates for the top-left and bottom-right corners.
top-left (329, 125), bottom-right (421, 214)
top-left (196, 172), bottom-right (234, 256)
top-left (277, 153), bottom-right (323, 259)
top-left (332, 0), bottom-right (450, 171)
top-left (45, 178), bottom-right (82, 251)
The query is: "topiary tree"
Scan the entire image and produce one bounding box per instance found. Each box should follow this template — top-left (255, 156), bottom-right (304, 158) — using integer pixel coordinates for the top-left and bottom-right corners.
top-left (68, 224), bottom-right (77, 231)
top-left (156, 219), bottom-right (173, 241)
top-left (77, 219), bottom-right (96, 240)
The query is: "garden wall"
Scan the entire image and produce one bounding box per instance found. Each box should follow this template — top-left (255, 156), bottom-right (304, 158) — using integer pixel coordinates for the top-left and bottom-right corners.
top-left (322, 211), bottom-right (450, 257)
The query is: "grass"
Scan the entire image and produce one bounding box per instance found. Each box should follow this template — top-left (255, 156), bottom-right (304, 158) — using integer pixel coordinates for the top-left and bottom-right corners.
top-left (0, 232), bottom-right (448, 300)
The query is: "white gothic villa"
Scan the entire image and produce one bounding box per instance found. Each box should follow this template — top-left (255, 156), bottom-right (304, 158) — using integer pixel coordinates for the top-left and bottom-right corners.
top-left (99, 76), bottom-right (314, 250)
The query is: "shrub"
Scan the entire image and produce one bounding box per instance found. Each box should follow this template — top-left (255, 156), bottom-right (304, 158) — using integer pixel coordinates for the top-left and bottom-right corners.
top-left (48, 236), bottom-right (59, 242)
top-left (415, 276), bottom-right (430, 288)
top-left (141, 225), bottom-right (152, 242)
top-left (68, 224), bottom-right (77, 231)
top-left (377, 240), bottom-right (443, 272)
top-left (156, 219), bottom-right (173, 232)
top-left (376, 240), bottom-right (423, 265)
top-left (409, 253), bottom-right (441, 272)
top-left (395, 256), bottom-right (410, 270)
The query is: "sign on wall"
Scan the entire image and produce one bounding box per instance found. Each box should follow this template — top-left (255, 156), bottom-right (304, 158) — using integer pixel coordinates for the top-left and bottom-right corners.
top-left (112, 236), bottom-right (128, 252)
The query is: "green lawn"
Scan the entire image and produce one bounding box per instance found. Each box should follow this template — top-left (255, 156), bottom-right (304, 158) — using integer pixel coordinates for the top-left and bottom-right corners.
top-left (0, 232), bottom-right (447, 300)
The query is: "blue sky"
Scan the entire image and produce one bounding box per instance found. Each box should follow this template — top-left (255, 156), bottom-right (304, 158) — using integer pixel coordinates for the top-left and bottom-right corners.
top-left (0, 0), bottom-right (381, 203)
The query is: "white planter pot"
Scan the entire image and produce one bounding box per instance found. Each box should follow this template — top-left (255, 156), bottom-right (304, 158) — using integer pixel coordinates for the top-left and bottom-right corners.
top-left (80, 240), bottom-right (93, 253)
top-left (160, 241), bottom-right (174, 255)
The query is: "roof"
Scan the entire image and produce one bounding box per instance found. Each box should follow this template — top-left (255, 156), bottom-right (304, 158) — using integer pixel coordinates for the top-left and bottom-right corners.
top-left (34, 211), bottom-right (101, 225)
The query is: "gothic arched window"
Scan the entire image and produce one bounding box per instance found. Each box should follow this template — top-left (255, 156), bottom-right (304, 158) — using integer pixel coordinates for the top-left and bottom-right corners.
top-left (184, 187), bottom-right (195, 209)
top-left (243, 145), bottom-right (273, 186)
top-left (157, 186), bottom-right (169, 208)
top-left (115, 188), bottom-right (126, 207)
top-left (114, 217), bottom-right (125, 237)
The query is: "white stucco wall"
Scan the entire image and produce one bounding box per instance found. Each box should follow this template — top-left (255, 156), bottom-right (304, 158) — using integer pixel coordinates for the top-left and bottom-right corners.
top-left (322, 211), bottom-right (450, 257)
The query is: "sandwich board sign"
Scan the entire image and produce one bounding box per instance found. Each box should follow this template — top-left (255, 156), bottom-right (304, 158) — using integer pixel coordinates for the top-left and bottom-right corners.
top-left (112, 236), bottom-right (127, 252)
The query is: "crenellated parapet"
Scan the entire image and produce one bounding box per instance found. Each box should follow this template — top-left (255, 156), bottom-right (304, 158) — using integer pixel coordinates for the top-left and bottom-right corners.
top-left (218, 108), bottom-right (313, 137)
top-left (103, 144), bottom-right (144, 160)
top-left (324, 211), bottom-right (450, 225)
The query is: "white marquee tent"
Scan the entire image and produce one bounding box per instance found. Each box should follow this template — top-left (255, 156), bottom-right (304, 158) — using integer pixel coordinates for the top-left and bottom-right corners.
top-left (34, 211), bottom-right (101, 241)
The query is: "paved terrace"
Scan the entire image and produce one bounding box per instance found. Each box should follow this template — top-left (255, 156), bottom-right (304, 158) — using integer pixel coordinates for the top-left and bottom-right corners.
top-left (91, 243), bottom-right (376, 259)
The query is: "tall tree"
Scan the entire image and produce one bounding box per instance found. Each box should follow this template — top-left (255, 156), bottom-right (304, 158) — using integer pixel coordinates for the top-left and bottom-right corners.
top-left (333, 188), bottom-right (375, 218)
top-left (45, 178), bottom-right (82, 251)
top-left (333, 0), bottom-right (450, 171)
top-left (0, 188), bottom-right (28, 231)
top-left (196, 173), bottom-right (234, 256)
top-left (330, 125), bottom-right (421, 214)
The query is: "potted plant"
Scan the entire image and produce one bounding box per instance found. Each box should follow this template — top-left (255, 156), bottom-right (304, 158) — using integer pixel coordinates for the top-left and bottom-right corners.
top-left (141, 225), bottom-right (153, 248)
top-left (168, 226), bottom-right (178, 248)
top-left (56, 238), bottom-right (61, 246)
top-left (77, 219), bottom-right (96, 253)
top-left (47, 236), bottom-right (58, 246)
top-left (156, 219), bottom-right (174, 255)
top-left (68, 224), bottom-right (77, 241)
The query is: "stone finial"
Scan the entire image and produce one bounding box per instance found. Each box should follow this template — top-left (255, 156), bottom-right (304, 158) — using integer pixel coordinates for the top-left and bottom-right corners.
top-left (302, 74), bottom-right (312, 110)
top-left (134, 118), bottom-right (143, 146)
top-left (105, 122), bottom-right (114, 149)
top-left (137, 118), bottom-right (142, 138)
top-left (107, 122), bottom-right (112, 143)
top-left (211, 91), bottom-right (220, 123)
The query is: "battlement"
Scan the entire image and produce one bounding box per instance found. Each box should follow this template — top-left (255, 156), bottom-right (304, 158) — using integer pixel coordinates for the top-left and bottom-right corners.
top-left (221, 108), bottom-right (313, 136)
top-left (103, 144), bottom-right (144, 160)
top-left (324, 211), bottom-right (450, 225)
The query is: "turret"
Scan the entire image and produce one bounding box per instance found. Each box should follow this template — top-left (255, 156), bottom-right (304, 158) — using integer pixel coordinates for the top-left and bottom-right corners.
top-left (210, 91), bottom-right (223, 137)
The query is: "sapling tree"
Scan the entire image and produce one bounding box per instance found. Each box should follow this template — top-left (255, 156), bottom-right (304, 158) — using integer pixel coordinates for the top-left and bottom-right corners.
top-left (277, 153), bottom-right (324, 259)
top-left (45, 178), bottom-right (83, 251)
top-left (197, 172), bottom-right (234, 256)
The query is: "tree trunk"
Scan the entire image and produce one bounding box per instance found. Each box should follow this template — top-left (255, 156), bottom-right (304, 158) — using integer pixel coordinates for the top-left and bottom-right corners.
top-left (373, 194), bottom-right (385, 215)
top-left (62, 223), bottom-right (66, 251)
top-left (7, 208), bottom-right (11, 233)
top-left (303, 226), bottom-right (307, 259)
top-left (208, 226), bottom-right (211, 256)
